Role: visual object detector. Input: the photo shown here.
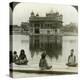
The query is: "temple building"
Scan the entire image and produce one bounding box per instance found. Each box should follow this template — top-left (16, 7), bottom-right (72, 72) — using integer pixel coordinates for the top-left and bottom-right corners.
top-left (29, 11), bottom-right (63, 56)
top-left (29, 11), bottom-right (63, 35)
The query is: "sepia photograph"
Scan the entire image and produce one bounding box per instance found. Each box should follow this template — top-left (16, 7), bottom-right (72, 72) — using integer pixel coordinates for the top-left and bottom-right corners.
top-left (9, 2), bottom-right (78, 78)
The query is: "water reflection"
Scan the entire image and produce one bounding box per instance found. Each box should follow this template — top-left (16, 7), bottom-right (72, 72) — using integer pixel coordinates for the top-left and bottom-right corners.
top-left (29, 35), bottom-right (62, 60)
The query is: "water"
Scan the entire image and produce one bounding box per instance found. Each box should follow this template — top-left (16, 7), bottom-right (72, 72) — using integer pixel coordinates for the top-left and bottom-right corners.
top-left (12, 34), bottom-right (78, 78)
top-left (12, 34), bottom-right (78, 66)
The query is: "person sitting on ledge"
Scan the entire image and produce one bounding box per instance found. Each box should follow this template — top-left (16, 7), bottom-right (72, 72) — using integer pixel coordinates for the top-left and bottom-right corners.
top-left (66, 49), bottom-right (77, 67)
top-left (39, 52), bottom-right (52, 70)
top-left (16, 49), bottom-right (28, 65)
top-left (13, 51), bottom-right (18, 63)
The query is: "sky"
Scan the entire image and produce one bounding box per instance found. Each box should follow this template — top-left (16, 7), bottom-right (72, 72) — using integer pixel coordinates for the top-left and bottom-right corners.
top-left (11, 2), bottom-right (78, 26)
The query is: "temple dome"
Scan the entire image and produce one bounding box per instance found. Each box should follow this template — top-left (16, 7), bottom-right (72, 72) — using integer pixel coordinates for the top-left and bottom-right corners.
top-left (36, 13), bottom-right (39, 16)
top-left (31, 11), bottom-right (34, 16)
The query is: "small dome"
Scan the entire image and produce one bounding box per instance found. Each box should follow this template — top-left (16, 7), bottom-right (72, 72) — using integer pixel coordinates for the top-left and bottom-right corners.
top-left (36, 13), bottom-right (39, 16)
top-left (31, 11), bottom-right (34, 16)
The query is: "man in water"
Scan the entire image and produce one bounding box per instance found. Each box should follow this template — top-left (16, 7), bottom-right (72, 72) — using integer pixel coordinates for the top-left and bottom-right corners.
top-left (66, 49), bottom-right (77, 67)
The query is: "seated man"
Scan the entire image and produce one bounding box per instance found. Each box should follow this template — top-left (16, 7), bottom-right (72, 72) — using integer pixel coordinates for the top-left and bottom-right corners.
top-left (13, 51), bottom-right (18, 63)
top-left (15, 49), bottom-right (28, 65)
top-left (39, 52), bottom-right (52, 70)
top-left (18, 49), bottom-right (28, 65)
top-left (66, 49), bottom-right (77, 67)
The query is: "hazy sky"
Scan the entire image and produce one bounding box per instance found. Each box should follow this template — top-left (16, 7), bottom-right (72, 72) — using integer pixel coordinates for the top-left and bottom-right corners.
top-left (12, 2), bottom-right (78, 26)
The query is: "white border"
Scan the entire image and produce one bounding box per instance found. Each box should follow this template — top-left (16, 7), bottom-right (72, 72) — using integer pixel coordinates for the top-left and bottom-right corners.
top-left (0, 0), bottom-right (80, 80)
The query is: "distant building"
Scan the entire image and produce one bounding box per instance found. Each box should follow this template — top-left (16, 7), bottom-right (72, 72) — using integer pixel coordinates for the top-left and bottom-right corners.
top-left (12, 22), bottom-right (29, 35)
top-left (21, 22), bottom-right (29, 31)
top-left (29, 11), bottom-right (63, 52)
top-left (61, 23), bottom-right (78, 36)
top-left (12, 25), bottom-right (21, 34)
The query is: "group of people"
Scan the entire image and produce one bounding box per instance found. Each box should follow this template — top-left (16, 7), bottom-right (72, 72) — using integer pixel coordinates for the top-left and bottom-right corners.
top-left (10, 49), bottom-right (77, 70)
top-left (10, 49), bottom-right (28, 65)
